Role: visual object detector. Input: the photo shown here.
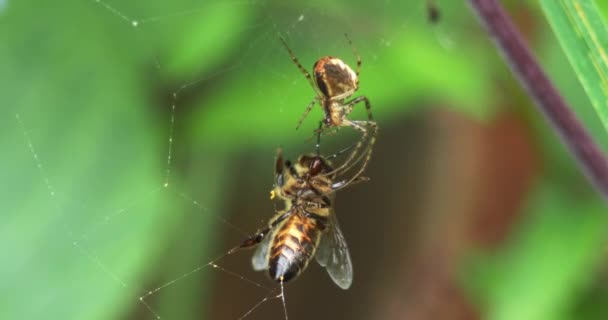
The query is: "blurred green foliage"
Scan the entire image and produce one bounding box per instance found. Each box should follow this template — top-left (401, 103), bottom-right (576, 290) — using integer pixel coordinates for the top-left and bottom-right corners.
top-left (1, 1), bottom-right (608, 320)
top-left (466, 184), bottom-right (608, 320)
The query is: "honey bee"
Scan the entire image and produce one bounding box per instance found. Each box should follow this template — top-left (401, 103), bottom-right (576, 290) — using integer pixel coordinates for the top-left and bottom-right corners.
top-left (237, 149), bottom-right (362, 289)
top-left (279, 36), bottom-right (378, 188)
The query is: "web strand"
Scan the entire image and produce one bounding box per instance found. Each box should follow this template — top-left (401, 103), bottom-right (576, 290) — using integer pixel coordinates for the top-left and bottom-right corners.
top-left (16, 113), bottom-right (133, 295)
top-left (164, 96), bottom-right (176, 188)
top-left (138, 247), bottom-right (275, 319)
top-left (16, 113), bottom-right (55, 198)
top-left (79, 186), bottom-right (164, 241)
top-left (236, 290), bottom-right (283, 320)
top-left (73, 240), bottom-right (129, 288)
top-left (176, 190), bottom-right (250, 237)
top-left (17, 107), bottom-right (280, 320)
top-left (93, 0), bottom-right (139, 27)
top-left (280, 278), bottom-right (289, 320)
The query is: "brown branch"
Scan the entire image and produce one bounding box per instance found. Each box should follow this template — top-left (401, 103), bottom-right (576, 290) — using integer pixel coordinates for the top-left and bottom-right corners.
top-left (468, 0), bottom-right (608, 199)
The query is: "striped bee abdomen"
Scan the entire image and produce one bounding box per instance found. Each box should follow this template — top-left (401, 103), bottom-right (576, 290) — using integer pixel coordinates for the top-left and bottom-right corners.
top-left (268, 214), bottom-right (323, 283)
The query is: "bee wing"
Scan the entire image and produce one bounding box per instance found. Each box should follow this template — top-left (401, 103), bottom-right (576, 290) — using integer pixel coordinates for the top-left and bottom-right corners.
top-left (315, 213), bottom-right (353, 290)
top-left (251, 232), bottom-right (272, 271)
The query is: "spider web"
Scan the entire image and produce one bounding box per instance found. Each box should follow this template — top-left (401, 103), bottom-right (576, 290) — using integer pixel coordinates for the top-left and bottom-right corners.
top-left (2, 0), bottom-right (450, 319)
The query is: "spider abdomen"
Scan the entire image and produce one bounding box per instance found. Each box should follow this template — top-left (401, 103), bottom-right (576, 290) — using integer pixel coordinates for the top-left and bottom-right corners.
top-left (313, 57), bottom-right (358, 100)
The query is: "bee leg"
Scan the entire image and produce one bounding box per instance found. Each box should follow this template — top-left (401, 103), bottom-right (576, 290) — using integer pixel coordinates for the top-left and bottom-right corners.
top-left (296, 97), bottom-right (318, 130)
top-left (232, 208), bottom-right (295, 253)
top-left (233, 226), bottom-right (271, 252)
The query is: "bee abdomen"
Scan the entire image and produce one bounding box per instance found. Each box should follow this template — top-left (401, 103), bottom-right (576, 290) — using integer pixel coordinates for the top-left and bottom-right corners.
top-left (268, 245), bottom-right (304, 283)
top-left (268, 219), bottom-right (321, 283)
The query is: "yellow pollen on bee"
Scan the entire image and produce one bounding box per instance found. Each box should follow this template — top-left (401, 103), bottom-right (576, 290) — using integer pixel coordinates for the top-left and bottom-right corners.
top-left (270, 190), bottom-right (276, 200)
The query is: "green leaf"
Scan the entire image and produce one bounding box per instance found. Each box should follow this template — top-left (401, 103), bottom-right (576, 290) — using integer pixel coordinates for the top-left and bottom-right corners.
top-left (541, 0), bottom-right (608, 135)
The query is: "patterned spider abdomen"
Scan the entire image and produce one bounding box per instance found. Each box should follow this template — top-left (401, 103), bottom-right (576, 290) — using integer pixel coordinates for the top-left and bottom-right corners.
top-left (313, 57), bottom-right (358, 100)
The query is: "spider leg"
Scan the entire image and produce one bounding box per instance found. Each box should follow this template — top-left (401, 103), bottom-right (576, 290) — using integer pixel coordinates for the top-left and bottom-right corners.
top-left (321, 119), bottom-right (369, 178)
top-left (333, 120), bottom-right (378, 191)
top-left (321, 96), bottom-right (375, 178)
top-left (313, 124), bottom-right (346, 159)
top-left (331, 176), bottom-right (370, 190)
top-left (279, 36), bottom-right (317, 90)
top-left (344, 95), bottom-right (373, 121)
top-left (324, 142), bottom-right (358, 161)
top-left (296, 97), bottom-right (318, 130)
top-left (314, 125), bottom-right (340, 137)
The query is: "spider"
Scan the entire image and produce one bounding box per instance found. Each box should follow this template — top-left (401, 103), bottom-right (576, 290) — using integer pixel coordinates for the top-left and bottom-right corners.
top-left (279, 35), bottom-right (378, 187)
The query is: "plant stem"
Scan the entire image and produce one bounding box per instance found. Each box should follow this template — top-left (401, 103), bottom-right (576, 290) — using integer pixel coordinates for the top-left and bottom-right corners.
top-left (468, 0), bottom-right (608, 200)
